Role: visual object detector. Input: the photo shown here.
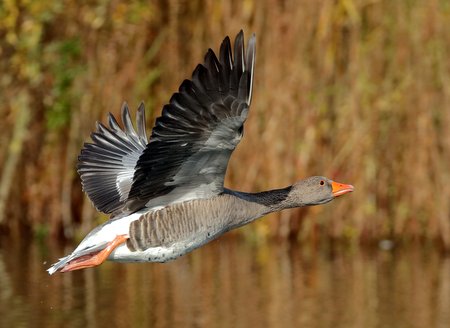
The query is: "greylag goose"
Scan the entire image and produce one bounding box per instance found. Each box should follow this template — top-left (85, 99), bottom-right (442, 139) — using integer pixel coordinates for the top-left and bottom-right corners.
top-left (48, 31), bottom-right (353, 275)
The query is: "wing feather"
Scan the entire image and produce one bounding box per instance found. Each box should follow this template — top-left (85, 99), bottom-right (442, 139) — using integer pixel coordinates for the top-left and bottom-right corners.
top-left (77, 103), bottom-right (148, 214)
top-left (125, 31), bottom-right (256, 211)
top-left (76, 31), bottom-right (256, 215)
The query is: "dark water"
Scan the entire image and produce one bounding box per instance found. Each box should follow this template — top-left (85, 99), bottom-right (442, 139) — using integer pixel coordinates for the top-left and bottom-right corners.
top-left (0, 236), bottom-right (449, 328)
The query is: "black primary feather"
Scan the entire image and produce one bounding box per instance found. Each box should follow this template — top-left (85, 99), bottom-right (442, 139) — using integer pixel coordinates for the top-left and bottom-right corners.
top-left (76, 31), bottom-right (256, 215)
top-left (126, 31), bottom-right (256, 212)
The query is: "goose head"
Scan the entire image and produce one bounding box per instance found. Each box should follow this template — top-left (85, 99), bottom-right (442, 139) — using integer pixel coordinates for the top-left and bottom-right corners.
top-left (286, 176), bottom-right (354, 208)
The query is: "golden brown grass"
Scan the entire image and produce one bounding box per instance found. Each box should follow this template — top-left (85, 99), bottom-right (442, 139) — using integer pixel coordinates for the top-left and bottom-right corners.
top-left (0, 0), bottom-right (449, 247)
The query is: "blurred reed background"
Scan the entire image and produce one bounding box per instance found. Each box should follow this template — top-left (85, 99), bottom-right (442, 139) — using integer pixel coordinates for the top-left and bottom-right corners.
top-left (0, 0), bottom-right (449, 248)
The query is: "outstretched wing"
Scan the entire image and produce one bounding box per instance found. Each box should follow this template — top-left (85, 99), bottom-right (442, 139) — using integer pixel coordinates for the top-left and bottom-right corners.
top-left (77, 31), bottom-right (256, 215)
top-left (77, 103), bottom-right (148, 214)
top-left (125, 31), bottom-right (256, 211)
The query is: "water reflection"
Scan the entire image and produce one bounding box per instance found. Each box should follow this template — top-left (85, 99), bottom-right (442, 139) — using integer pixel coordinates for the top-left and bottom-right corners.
top-left (0, 236), bottom-right (449, 328)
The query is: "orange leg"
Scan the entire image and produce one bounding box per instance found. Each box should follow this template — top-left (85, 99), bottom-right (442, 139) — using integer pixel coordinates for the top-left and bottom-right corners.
top-left (60, 234), bottom-right (128, 273)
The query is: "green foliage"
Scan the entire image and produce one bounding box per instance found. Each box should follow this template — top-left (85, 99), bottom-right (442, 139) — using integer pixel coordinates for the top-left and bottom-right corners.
top-left (34, 223), bottom-right (50, 241)
top-left (44, 38), bottom-right (83, 130)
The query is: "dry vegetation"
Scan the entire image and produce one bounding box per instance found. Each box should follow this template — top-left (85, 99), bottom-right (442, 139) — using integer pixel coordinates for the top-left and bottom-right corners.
top-left (0, 0), bottom-right (449, 247)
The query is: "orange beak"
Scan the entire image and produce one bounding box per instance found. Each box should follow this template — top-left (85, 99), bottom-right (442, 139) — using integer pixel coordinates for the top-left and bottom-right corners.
top-left (331, 181), bottom-right (354, 197)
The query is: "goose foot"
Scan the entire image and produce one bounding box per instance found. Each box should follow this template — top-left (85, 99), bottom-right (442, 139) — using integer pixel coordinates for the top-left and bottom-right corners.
top-left (60, 235), bottom-right (128, 273)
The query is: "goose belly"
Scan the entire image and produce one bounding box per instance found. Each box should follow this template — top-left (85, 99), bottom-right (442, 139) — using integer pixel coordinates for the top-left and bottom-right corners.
top-left (107, 198), bottom-right (235, 262)
top-left (108, 229), bottom-right (221, 263)
top-left (107, 195), bottom-right (264, 262)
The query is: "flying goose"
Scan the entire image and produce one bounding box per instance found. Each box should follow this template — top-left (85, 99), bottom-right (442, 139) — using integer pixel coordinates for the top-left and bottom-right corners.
top-left (47, 31), bottom-right (353, 275)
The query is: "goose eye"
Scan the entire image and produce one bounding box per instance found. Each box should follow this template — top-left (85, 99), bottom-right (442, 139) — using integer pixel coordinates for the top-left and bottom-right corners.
top-left (319, 180), bottom-right (325, 186)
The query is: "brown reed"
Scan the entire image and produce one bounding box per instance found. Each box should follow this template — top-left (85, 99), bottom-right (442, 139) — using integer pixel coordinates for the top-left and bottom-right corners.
top-left (0, 0), bottom-right (449, 247)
